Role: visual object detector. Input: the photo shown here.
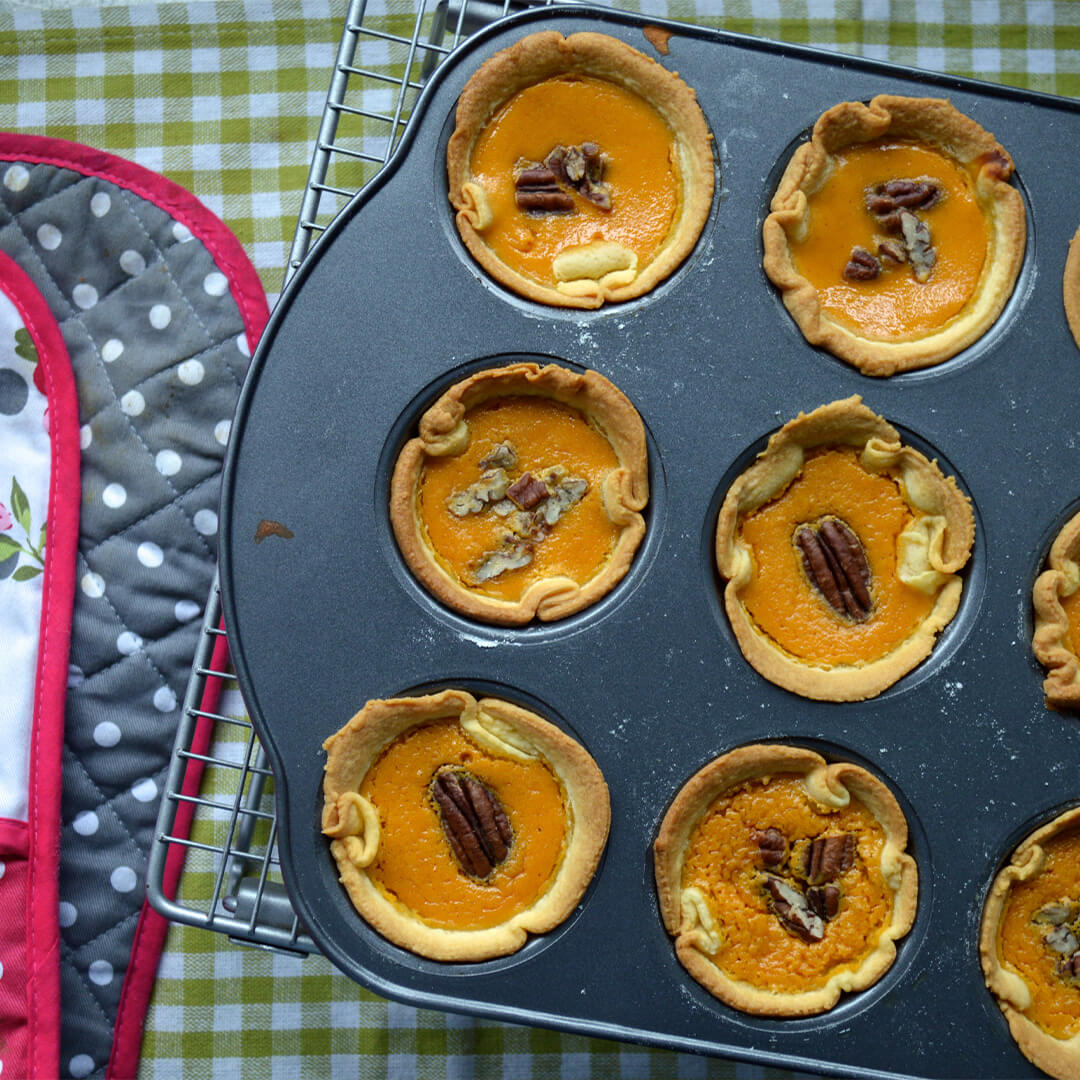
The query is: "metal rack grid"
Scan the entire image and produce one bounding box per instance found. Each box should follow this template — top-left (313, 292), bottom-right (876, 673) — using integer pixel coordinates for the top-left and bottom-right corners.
top-left (146, 0), bottom-right (564, 956)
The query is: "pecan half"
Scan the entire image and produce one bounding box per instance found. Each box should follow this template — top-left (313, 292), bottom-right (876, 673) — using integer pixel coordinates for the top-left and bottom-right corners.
top-left (751, 826), bottom-right (788, 868)
top-left (765, 875), bottom-right (825, 942)
top-left (431, 769), bottom-right (514, 879)
top-left (900, 210), bottom-right (936, 283)
top-left (807, 883), bottom-right (841, 921)
top-left (795, 517), bottom-right (873, 621)
top-left (865, 177), bottom-right (943, 231)
top-left (804, 833), bottom-right (856, 885)
top-left (843, 246), bottom-right (881, 281)
top-left (514, 162), bottom-right (575, 214)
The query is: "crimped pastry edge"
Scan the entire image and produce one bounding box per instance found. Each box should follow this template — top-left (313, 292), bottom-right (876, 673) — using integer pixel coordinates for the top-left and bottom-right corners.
top-left (1033, 508), bottom-right (1080, 710)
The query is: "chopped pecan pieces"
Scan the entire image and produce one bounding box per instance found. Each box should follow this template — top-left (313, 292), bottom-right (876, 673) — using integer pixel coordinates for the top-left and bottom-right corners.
top-left (751, 826), bottom-right (788, 868)
top-left (804, 833), bottom-right (856, 885)
top-left (545, 143), bottom-right (612, 210)
top-left (876, 236), bottom-right (908, 265)
top-left (795, 517), bottom-right (873, 621)
top-left (507, 471), bottom-right (549, 510)
top-left (843, 246), bottom-right (881, 281)
top-left (478, 442), bottom-right (518, 471)
top-left (865, 178), bottom-right (942, 230)
top-left (514, 162), bottom-right (575, 214)
top-left (765, 875), bottom-right (825, 942)
top-left (807, 883), bottom-right (841, 921)
top-left (469, 538), bottom-right (533, 583)
top-left (447, 468), bottom-right (510, 517)
top-left (900, 210), bottom-right (936, 283)
top-left (431, 769), bottom-right (514, 879)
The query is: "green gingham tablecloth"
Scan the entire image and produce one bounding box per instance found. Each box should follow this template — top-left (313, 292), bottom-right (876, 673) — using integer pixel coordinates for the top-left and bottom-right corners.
top-left (2, 1), bottom-right (1080, 1077)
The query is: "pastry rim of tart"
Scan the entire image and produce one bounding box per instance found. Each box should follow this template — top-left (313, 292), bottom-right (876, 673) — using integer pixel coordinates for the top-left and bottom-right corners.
top-left (762, 93), bottom-right (1026, 376)
top-left (979, 805), bottom-right (1080, 1080)
top-left (389, 361), bottom-right (649, 626)
top-left (321, 688), bottom-right (610, 962)
top-left (446, 29), bottom-right (714, 309)
top-left (1033, 508), bottom-right (1080, 710)
top-left (1065, 225), bottom-right (1080, 352)
top-left (653, 742), bottom-right (918, 1017)
top-left (714, 395), bottom-right (975, 702)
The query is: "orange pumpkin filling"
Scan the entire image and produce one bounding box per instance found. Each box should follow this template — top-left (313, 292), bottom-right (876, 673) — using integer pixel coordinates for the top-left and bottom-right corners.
top-left (738, 448), bottom-right (936, 665)
top-left (681, 774), bottom-right (891, 994)
top-left (793, 138), bottom-right (988, 339)
top-left (359, 718), bottom-right (567, 931)
top-left (418, 395), bottom-right (621, 602)
top-left (468, 74), bottom-right (680, 286)
top-left (996, 825), bottom-right (1080, 1039)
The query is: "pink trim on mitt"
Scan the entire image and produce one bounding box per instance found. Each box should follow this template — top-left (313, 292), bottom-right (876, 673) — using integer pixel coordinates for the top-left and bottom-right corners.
top-left (0, 249), bottom-right (82, 1080)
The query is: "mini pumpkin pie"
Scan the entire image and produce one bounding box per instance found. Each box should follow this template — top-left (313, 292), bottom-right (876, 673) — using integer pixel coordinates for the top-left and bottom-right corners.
top-left (1066, 226), bottom-right (1080, 351)
top-left (980, 806), bottom-right (1080, 1079)
top-left (446, 30), bottom-right (714, 308)
top-left (390, 362), bottom-right (648, 625)
top-left (763, 94), bottom-right (1026, 376)
top-left (654, 742), bottom-right (917, 1017)
top-left (715, 396), bottom-right (975, 702)
top-left (1032, 509), bottom-right (1080, 710)
top-left (322, 688), bottom-right (609, 961)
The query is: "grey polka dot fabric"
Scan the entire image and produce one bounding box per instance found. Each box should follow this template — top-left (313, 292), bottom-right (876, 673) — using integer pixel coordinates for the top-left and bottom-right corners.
top-left (0, 156), bottom-right (257, 1078)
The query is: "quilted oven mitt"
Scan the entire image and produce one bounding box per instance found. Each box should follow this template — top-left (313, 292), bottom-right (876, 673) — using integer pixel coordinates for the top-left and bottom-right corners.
top-left (0, 136), bottom-right (267, 1079)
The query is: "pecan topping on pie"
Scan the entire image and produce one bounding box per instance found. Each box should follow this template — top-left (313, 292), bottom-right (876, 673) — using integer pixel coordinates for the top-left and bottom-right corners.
top-left (804, 832), bottom-right (857, 885)
top-left (843, 245), bottom-right (880, 281)
top-left (755, 827), bottom-right (855, 943)
top-left (514, 143), bottom-right (612, 215)
top-left (866, 177), bottom-right (943, 229)
top-left (751, 826), bottom-right (788, 869)
top-left (765, 874), bottom-right (826, 943)
top-left (514, 163), bottom-right (575, 214)
top-left (431, 768), bottom-right (514, 879)
top-left (794, 517), bottom-right (873, 622)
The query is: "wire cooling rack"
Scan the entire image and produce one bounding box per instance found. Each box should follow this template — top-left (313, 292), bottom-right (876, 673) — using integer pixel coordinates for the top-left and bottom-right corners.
top-left (146, 0), bottom-right (563, 955)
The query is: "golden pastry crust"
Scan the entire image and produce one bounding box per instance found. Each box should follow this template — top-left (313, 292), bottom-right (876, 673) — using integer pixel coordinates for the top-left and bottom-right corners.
top-left (654, 743), bottom-right (917, 1017)
top-left (390, 362), bottom-right (648, 626)
top-left (763, 94), bottom-right (1026, 376)
top-left (322, 688), bottom-right (610, 962)
top-left (1065, 226), bottom-right (1080, 351)
top-left (980, 806), bottom-right (1080, 1080)
top-left (1033, 509), bottom-right (1080, 709)
top-left (715, 396), bottom-right (975, 701)
top-left (446, 30), bottom-right (714, 308)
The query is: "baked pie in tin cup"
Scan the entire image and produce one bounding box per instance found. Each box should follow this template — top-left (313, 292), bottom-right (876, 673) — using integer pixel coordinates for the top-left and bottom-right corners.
top-left (714, 396), bottom-right (975, 702)
top-left (654, 742), bottom-right (917, 1017)
top-left (1033, 508), bottom-right (1080, 710)
top-left (390, 361), bottom-right (648, 626)
top-left (763, 94), bottom-right (1026, 376)
top-left (322, 688), bottom-right (609, 962)
top-left (980, 806), bottom-right (1080, 1079)
top-left (446, 30), bottom-right (714, 308)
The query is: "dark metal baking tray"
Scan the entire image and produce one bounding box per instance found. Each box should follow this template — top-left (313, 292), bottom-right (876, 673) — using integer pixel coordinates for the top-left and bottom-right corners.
top-left (217, 6), bottom-right (1080, 1077)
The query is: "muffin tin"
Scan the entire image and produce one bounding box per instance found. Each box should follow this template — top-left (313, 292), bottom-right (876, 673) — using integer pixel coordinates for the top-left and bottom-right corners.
top-left (217, 7), bottom-right (1080, 1077)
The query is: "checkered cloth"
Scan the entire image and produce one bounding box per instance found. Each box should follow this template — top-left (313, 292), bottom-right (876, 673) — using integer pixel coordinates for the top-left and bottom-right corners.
top-left (3, 1), bottom-right (1080, 1077)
